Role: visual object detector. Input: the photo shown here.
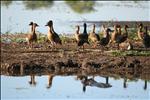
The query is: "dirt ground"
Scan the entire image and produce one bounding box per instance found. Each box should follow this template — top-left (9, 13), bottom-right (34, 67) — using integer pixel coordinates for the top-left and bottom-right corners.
top-left (1, 34), bottom-right (150, 80)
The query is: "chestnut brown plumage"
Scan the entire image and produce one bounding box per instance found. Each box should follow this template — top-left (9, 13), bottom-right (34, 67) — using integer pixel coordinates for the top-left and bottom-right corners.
top-left (88, 24), bottom-right (100, 47)
top-left (26, 22), bottom-right (39, 48)
top-left (45, 20), bottom-right (62, 47)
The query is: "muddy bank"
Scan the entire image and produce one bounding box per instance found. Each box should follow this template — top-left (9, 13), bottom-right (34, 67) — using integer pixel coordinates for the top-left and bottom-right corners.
top-left (1, 43), bottom-right (150, 80)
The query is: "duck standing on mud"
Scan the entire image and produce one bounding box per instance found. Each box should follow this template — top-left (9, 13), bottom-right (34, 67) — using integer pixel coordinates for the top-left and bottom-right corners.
top-left (109, 24), bottom-right (119, 44)
top-left (137, 23), bottom-right (144, 40)
top-left (45, 20), bottom-right (62, 48)
top-left (115, 25), bottom-right (129, 49)
top-left (74, 25), bottom-right (81, 43)
top-left (88, 24), bottom-right (100, 48)
top-left (76, 23), bottom-right (89, 50)
top-left (26, 22), bottom-right (39, 48)
top-left (142, 26), bottom-right (150, 49)
top-left (100, 27), bottom-right (112, 48)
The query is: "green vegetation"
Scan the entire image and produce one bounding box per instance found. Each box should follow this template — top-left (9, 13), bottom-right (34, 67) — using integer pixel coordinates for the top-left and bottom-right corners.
top-left (111, 50), bottom-right (150, 56)
top-left (23, 1), bottom-right (53, 10)
top-left (65, 1), bottom-right (95, 13)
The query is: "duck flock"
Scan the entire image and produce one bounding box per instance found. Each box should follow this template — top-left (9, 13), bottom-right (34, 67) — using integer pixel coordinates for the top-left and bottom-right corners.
top-left (26, 20), bottom-right (150, 50)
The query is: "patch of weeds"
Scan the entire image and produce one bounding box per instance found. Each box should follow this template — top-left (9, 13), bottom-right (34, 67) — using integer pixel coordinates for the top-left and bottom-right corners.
top-left (111, 50), bottom-right (150, 56)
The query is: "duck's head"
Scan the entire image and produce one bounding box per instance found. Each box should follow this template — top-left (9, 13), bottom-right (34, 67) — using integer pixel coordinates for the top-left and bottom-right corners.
top-left (114, 24), bottom-right (119, 29)
top-left (29, 22), bottom-right (39, 27)
top-left (33, 23), bottom-right (39, 27)
top-left (93, 24), bottom-right (96, 27)
top-left (107, 28), bottom-right (112, 32)
top-left (75, 25), bottom-right (80, 28)
top-left (125, 25), bottom-right (129, 28)
top-left (45, 20), bottom-right (53, 26)
top-left (138, 23), bottom-right (143, 29)
top-left (106, 28), bottom-right (112, 33)
top-left (29, 22), bottom-right (34, 26)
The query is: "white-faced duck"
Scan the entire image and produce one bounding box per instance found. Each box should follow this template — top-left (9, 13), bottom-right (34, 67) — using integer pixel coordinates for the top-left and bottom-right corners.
top-left (26, 22), bottom-right (39, 48)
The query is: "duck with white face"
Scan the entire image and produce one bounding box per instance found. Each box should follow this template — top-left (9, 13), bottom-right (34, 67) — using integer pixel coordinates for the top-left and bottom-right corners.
top-left (26, 21), bottom-right (39, 48)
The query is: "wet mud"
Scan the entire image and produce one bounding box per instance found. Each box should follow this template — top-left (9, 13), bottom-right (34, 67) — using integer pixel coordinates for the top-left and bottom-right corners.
top-left (1, 41), bottom-right (150, 80)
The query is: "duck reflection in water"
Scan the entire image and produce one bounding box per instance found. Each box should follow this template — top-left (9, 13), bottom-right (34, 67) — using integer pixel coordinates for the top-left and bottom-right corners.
top-left (29, 74), bottom-right (36, 86)
top-left (46, 74), bottom-right (54, 89)
top-left (123, 78), bottom-right (127, 88)
top-left (144, 80), bottom-right (147, 90)
top-left (77, 76), bottom-right (112, 92)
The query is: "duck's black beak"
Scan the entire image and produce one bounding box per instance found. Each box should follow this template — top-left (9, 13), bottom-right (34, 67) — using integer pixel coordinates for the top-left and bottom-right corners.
top-left (36, 24), bottom-right (39, 27)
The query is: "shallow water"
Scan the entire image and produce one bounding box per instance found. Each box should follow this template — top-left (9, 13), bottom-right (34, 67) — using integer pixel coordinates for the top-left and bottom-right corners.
top-left (1, 75), bottom-right (149, 100)
top-left (1, 1), bottom-right (150, 34)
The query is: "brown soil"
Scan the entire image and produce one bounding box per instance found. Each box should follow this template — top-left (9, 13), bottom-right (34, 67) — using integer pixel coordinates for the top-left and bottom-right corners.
top-left (1, 36), bottom-right (150, 80)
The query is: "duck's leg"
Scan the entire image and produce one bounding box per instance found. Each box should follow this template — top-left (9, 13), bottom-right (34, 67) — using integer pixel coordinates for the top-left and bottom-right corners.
top-left (82, 45), bottom-right (84, 50)
top-left (117, 43), bottom-right (120, 50)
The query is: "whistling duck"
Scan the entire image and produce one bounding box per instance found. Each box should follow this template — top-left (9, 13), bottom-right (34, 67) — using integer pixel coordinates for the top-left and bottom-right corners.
top-left (45, 20), bottom-right (62, 47)
top-left (77, 23), bottom-right (89, 49)
top-left (74, 25), bottom-right (80, 42)
top-left (26, 22), bottom-right (39, 48)
top-left (88, 24), bottom-right (100, 47)
top-left (100, 28), bottom-right (112, 46)
top-left (115, 25), bottom-right (129, 49)
top-left (143, 26), bottom-right (150, 48)
top-left (137, 23), bottom-right (144, 40)
top-left (109, 24), bottom-right (119, 44)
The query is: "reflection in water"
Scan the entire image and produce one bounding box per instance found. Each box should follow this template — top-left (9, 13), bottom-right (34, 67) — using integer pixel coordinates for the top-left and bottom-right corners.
top-left (65, 1), bottom-right (95, 13)
top-left (47, 74), bottom-right (54, 89)
top-left (76, 76), bottom-right (112, 92)
top-left (29, 74), bottom-right (36, 86)
top-left (123, 78), bottom-right (127, 88)
top-left (1, 1), bottom-right (13, 8)
top-left (26, 74), bottom-right (148, 91)
top-left (1, 75), bottom-right (149, 99)
top-left (144, 80), bottom-right (147, 90)
top-left (23, 1), bottom-right (53, 10)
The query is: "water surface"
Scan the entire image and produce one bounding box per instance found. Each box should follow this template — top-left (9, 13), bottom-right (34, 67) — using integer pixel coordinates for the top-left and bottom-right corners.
top-left (1, 75), bottom-right (149, 100)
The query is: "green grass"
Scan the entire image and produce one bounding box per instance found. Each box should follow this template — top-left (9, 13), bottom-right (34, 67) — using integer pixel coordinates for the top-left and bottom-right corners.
top-left (111, 50), bottom-right (150, 56)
